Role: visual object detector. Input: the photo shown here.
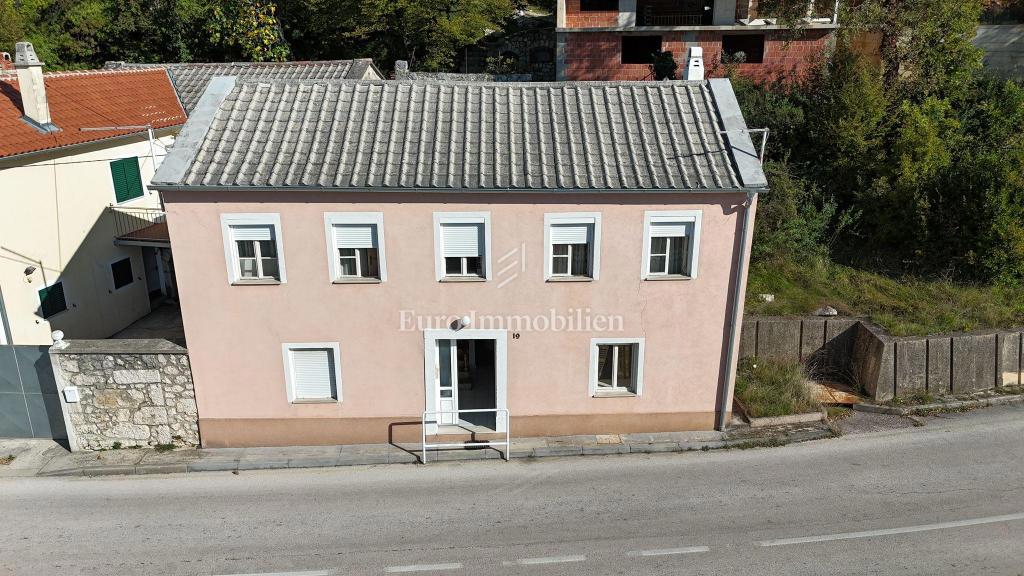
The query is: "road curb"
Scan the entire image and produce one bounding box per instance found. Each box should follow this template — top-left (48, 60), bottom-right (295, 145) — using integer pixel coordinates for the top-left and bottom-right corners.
top-left (854, 393), bottom-right (1024, 417)
top-left (34, 427), bottom-right (833, 477)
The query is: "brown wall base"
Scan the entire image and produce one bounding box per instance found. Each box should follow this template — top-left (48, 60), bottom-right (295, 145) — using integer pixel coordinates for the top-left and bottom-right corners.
top-left (198, 412), bottom-right (721, 448)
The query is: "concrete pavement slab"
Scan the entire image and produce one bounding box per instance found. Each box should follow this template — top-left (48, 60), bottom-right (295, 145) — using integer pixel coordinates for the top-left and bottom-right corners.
top-left (582, 443), bottom-right (630, 455)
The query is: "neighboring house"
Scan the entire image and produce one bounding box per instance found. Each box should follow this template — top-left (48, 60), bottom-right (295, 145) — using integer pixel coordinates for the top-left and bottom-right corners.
top-left (103, 59), bottom-right (384, 112)
top-left (556, 0), bottom-right (840, 81)
top-left (0, 42), bottom-right (187, 346)
top-left (0, 56), bottom-right (384, 345)
top-left (973, 25), bottom-right (1024, 79)
top-left (151, 77), bottom-right (767, 448)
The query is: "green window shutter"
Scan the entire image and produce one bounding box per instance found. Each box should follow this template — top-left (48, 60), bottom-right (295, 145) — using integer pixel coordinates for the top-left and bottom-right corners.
top-left (110, 157), bottom-right (144, 203)
top-left (38, 282), bottom-right (67, 319)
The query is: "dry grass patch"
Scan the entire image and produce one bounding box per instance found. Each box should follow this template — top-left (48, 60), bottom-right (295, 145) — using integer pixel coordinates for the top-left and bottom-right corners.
top-left (746, 256), bottom-right (1024, 336)
top-left (735, 357), bottom-right (821, 418)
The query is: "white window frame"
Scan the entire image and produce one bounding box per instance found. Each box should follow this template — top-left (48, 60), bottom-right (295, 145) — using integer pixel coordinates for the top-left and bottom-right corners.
top-left (324, 212), bottom-right (387, 283)
top-left (589, 338), bottom-right (645, 397)
top-left (433, 212), bottom-right (492, 281)
top-left (220, 213), bottom-right (287, 284)
top-left (281, 342), bottom-right (342, 403)
top-left (544, 212), bottom-right (602, 281)
top-left (641, 210), bottom-right (702, 280)
top-left (107, 254), bottom-right (136, 293)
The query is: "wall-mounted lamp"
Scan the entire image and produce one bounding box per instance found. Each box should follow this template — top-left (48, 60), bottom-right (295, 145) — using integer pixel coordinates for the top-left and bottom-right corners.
top-left (23, 265), bottom-right (36, 276)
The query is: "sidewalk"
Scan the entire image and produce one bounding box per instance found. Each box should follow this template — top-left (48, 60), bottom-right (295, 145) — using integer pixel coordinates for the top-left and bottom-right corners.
top-left (1, 424), bottom-right (833, 478)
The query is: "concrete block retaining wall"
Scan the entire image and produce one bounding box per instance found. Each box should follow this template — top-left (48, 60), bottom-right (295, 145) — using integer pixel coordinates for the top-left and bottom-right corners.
top-left (50, 339), bottom-right (199, 451)
top-left (740, 317), bottom-right (1024, 402)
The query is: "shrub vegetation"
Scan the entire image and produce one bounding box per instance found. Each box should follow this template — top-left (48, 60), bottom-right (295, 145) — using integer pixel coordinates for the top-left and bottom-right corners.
top-left (734, 0), bottom-right (1024, 334)
top-left (734, 358), bottom-right (820, 418)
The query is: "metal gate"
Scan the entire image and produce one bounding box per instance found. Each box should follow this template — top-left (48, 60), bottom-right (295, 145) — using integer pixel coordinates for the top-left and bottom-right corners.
top-left (0, 342), bottom-right (66, 436)
top-left (0, 344), bottom-right (66, 439)
top-left (0, 283), bottom-right (66, 440)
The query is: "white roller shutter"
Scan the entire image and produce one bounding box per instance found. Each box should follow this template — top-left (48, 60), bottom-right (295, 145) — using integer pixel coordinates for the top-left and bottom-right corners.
top-left (649, 221), bottom-right (689, 237)
top-left (550, 223), bottom-right (590, 244)
top-left (290, 348), bottom-right (335, 399)
top-left (334, 224), bottom-right (376, 249)
top-left (441, 223), bottom-right (482, 257)
top-left (232, 225), bottom-right (273, 241)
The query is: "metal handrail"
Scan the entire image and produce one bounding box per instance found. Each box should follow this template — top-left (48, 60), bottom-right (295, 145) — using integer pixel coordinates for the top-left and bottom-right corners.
top-left (108, 206), bottom-right (166, 238)
top-left (421, 408), bottom-right (510, 463)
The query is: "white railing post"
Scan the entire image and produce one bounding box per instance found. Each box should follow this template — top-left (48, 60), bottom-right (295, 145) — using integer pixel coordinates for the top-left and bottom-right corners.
top-left (421, 411), bottom-right (428, 464)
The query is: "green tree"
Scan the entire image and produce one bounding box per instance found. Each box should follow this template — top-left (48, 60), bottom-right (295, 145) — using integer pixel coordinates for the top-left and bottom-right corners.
top-left (12, 0), bottom-right (111, 68)
top-left (207, 0), bottom-right (290, 62)
top-left (349, 0), bottom-right (513, 71)
top-left (0, 0), bottom-right (26, 52)
top-left (100, 0), bottom-right (209, 63)
top-left (843, 0), bottom-right (984, 102)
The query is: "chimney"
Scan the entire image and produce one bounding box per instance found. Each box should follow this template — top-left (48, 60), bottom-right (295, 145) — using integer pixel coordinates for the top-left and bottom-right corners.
top-left (14, 42), bottom-right (57, 131)
top-left (394, 59), bottom-right (410, 80)
top-left (0, 52), bottom-right (12, 71)
top-left (684, 46), bottom-right (704, 81)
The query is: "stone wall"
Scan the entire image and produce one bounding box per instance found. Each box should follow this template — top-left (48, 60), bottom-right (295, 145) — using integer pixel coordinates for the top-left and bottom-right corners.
top-left (740, 316), bottom-right (1024, 402)
top-left (50, 339), bottom-right (199, 451)
top-left (394, 60), bottom-right (533, 82)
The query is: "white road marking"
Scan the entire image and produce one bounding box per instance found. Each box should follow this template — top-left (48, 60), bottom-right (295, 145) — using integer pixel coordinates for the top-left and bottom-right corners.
top-left (385, 563), bottom-right (462, 573)
top-left (215, 571), bottom-right (333, 576)
top-left (501, 555), bottom-right (587, 566)
top-left (627, 546), bottom-right (710, 557)
top-left (757, 512), bottom-right (1024, 547)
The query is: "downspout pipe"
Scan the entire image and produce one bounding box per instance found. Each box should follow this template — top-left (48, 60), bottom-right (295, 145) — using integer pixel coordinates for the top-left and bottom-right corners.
top-left (717, 190), bottom-right (757, 431)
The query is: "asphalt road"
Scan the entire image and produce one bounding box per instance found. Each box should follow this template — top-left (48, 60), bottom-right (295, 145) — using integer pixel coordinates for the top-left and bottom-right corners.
top-left (3, 405), bottom-right (1024, 576)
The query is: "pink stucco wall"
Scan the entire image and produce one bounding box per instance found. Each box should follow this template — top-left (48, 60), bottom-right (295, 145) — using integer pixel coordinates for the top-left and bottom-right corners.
top-left (164, 191), bottom-right (754, 446)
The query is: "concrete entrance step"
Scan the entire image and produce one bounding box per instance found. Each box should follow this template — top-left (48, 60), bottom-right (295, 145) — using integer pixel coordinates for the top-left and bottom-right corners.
top-left (810, 380), bottom-right (863, 404)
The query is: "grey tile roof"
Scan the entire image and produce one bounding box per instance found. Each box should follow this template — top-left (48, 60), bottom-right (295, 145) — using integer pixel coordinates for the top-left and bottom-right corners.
top-left (105, 60), bottom-right (381, 113)
top-left (157, 79), bottom-right (766, 191)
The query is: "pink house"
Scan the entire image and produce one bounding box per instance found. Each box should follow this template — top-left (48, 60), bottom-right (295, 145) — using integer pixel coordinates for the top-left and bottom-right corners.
top-left (151, 77), bottom-right (766, 448)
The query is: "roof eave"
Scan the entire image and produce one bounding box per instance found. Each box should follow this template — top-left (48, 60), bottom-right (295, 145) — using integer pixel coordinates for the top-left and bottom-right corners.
top-left (148, 184), bottom-right (767, 194)
top-left (0, 124), bottom-right (183, 165)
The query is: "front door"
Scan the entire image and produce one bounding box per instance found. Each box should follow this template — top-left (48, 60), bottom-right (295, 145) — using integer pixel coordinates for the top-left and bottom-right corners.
top-left (424, 329), bottom-right (508, 434)
top-left (435, 339), bottom-right (459, 425)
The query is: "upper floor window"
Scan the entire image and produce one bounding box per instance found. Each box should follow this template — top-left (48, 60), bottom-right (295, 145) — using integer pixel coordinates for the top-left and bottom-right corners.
top-left (221, 214), bottom-right (286, 284)
top-left (434, 213), bottom-right (491, 281)
top-left (545, 213), bottom-right (602, 281)
top-left (621, 35), bottom-right (662, 64)
top-left (642, 210), bottom-right (702, 280)
top-left (580, 0), bottom-right (619, 11)
top-left (325, 212), bottom-right (387, 283)
top-left (110, 157), bottom-right (144, 203)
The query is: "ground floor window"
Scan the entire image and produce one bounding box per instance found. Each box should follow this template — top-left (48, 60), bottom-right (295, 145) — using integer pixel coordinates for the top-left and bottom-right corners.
top-left (110, 256), bottom-right (135, 290)
top-left (722, 34), bottom-right (765, 64)
top-left (282, 343), bottom-right (342, 403)
top-left (38, 281), bottom-right (67, 319)
top-left (590, 338), bottom-right (645, 397)
top-left (622, 35), bottom-right (663, 64)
